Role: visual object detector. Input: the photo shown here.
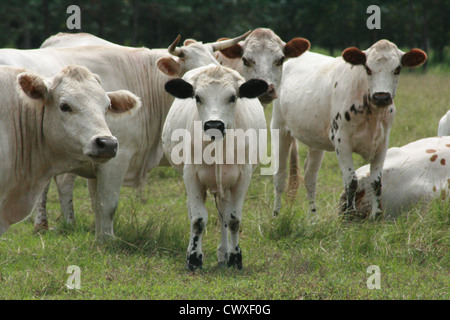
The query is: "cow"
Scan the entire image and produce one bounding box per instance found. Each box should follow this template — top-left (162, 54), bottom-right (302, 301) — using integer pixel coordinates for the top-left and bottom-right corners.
top-left (214, 28), bottom-right (311, 200)
top-left (438, 111), bottom-right (450, 136)
top-left (213, 28), bottom-right (312, 204)
top-left (40, 32), bottom-right (122, 48)
top-left (0, 65), bottom-right (140, 236)
top-left (339, 136), bottom-right (450, 219)
top-left (272, 39), bottom-right (427, 220)
top-left (162, 64), bottom-right (268, 270)
top-left (0, 31), bottom-right (251, 237)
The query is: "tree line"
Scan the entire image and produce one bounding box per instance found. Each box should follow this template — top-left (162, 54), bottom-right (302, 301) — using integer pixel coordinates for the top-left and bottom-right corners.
top-left (0, 0), bottom-right (448, 66)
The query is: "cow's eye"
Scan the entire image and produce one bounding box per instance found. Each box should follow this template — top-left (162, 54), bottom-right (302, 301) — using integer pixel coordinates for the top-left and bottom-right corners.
top-left (393, 66), bottom-right (401, 75)
top-left (229, 95), bottom-right (236, 103)
top-left (365, 65), bottom-right (372, 75)
top-left (195, 95), bottom-right (201, 104)
top-left (276, 57), bottom-right (285, 66)
top-left (60, 103), bottom-right (72, 113)
top-left (242, 57), bottom-right (251, 67)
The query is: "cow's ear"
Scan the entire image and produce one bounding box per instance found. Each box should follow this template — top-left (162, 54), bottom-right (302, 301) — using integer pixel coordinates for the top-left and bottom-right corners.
top-left (238, 79), bottom-right (269, 99)
top-left (165, 78), bottom-right (194, 99)
top-left (284, 38), bottom-right (311, 58)
top-left (183, 39), bottom-right (197, 46)
top-left (17, 72), bottom-right (48, 100)
top-left (342, 47), bottom-right (366, 66)
top-left (107, 90), bottom-right (142, 116)
top-left (401, 49), bottom-right (427, 68)
top-left (157, 57), bottom-right (182, 77)
top-left (218, 38), bottom-right (244, 59)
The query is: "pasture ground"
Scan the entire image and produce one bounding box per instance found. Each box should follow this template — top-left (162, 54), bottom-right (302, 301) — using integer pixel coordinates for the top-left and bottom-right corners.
top-left (0, 72), bottom-right (448, 300)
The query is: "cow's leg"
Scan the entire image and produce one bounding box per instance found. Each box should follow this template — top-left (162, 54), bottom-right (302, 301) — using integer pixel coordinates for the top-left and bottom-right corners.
top-left (88, 163), bottom-right (127, 239)
top-left (34, 182), bottom-right (50, 232)
top-left (216, 191), bottom-right (231, 266)
top-left (54, 173), bottom-right (77, 224)
top-left (335, 141), bottom-right (358, 215)
top-left (304, 147), bottom-right (325, 215)
top-left (272, 126), bottom-right (295, 216)
top-left (368, 146), bottom-right (388, 220)
top-left (225, 164), bottom-right (252, 270)
top-left (184, 165), bottom-right (208, 270)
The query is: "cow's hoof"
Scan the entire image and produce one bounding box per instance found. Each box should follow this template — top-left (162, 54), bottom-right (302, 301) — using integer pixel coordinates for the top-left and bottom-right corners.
top-left (186, 252), bottom-right (203, 271)
top-left (227, 251), bottom-right (243, 270)
top-left (369, 211), bottom-right (384, 221)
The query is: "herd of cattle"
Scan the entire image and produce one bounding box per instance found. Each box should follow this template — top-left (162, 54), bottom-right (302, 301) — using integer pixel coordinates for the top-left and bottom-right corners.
top-left (0, 28), bottom-right (448, 270)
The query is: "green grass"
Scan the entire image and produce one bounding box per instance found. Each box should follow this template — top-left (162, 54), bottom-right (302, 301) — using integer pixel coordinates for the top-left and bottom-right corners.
top-left (0, 73), bottom-right (448, 299)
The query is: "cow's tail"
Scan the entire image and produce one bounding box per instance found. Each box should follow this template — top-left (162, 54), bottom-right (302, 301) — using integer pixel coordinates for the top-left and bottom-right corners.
top-left (286, 136), bottom-right (302, 200)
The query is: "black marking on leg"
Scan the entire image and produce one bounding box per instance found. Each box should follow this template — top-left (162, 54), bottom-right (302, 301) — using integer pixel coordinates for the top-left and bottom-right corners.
top-left (345, 112), bottom-right (351, 121)
top-left (371, 176), bottom-right (382, 197)
top-left (227, 246), bottom-right (243, 270)
top-left (193, 217), bottom-right (204, 235)
top-left (229, 218), bottom-right (240, 233)
top-left (187, 252), bottom-right (203, 271)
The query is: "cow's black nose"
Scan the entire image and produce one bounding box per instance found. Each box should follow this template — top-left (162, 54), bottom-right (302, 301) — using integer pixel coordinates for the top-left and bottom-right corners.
top-left (372, 92), bottom-right (392, 107)
top-left (204, 121), bottom-right (225, 140)
top-left (94, 136), bottom-right (118, 158)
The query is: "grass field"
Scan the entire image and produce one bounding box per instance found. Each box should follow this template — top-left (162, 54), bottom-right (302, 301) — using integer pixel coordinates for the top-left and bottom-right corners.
top-left (0, 72), bottom-right (448, 300)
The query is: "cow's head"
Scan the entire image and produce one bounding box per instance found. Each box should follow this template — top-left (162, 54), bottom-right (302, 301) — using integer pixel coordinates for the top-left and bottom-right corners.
top-left (342, 39), bottom-right (427, 107)
top-left (157, 31), bottom-right (251, 78)
top-left (164, 65), bottom-right (267, 140)
top-left (216, 28), bottom-right (310, 106)
top-left (17, 65), bottom-right (141, 163)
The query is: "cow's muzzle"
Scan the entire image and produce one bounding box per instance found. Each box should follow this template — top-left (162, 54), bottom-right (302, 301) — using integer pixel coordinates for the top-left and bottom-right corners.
top-left (372, 92), bottom-right (392, 107)
top-left (204, 120), bottom-right (225, 141)
top-left (258, 84), bottom-right (277, 105)
top-left (88, 136), bottom-right (118, 160)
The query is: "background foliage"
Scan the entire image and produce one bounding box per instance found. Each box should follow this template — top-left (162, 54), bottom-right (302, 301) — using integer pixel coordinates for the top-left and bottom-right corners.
top-left (1, 0), bottom-right (448, 69)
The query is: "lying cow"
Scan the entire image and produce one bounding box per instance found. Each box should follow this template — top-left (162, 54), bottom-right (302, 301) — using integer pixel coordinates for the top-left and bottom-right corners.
top-left (339, 136), bottom-right (450, 218)
top-left (438, 111), bottom-right (450, 136)
top-left (272, 39), bottom-right (427, 219)
top-left (0, 65), bottom-right (140, 236)
top-left (0, 31), bottom-right (249, 237)
top-left (162, 65), bottom-right (268, 270)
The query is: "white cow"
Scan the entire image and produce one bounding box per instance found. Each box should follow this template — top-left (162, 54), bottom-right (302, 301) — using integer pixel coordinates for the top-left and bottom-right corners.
top-left (162, 65), bottom-right (268, 270)
top-left (438, 111), bottom-right (450, 136)
top-left (40, 32), bottom-right (122, 48)
top-left (0, 32), bottom-right (250, 237)
top-left (272, 39), bottom-right (427, 219)
top-left (339, 136), bottom-right (450, 219)
top-left (215, 28), bottom-right (311, 197)
top-left (0, 65), bottom-right (140, 236)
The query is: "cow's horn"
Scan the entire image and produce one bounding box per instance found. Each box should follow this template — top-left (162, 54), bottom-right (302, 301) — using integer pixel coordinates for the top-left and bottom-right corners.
top-left (210, 30), bottom-right (251, 52)
top-left (168, 34), bottom-right (184, 57)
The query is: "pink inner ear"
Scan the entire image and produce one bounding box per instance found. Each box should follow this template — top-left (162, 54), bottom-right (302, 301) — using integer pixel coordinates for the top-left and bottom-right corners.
top-left (342, 47), bottom-right (366, 66)
top-left (157, 58), bottom-right (181, 77)
top-left (402, 49), bottom-right (427, 68)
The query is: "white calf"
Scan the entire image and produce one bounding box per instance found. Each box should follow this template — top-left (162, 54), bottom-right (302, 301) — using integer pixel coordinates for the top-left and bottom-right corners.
top-left (162, 65), bottom-right (268, 270)
top-left (272, 39), bottom-right (427, 219)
